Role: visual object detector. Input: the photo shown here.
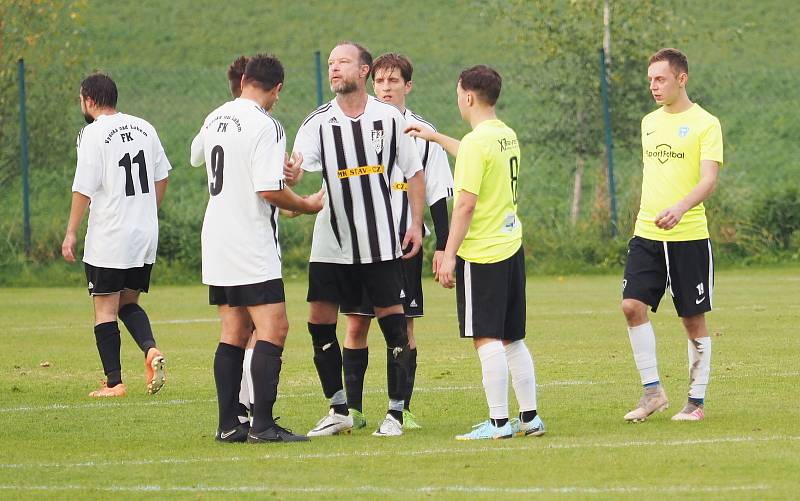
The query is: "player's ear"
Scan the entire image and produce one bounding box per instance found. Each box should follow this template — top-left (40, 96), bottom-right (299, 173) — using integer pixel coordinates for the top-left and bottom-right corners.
top-left (678, 72), bottom-right (688, 88)
top-left (405, 79), bottom-right (413, 94)
top-left (275, 82), bottom-right (283, 94)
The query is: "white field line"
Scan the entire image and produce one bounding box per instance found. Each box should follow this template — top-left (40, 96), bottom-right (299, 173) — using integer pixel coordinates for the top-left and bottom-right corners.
top-left (0, 380), bottom-right (599, 414)
top-left (0, 483), bottom-right (771, 495)
top-left (0, 435), bottom-right (797, 470)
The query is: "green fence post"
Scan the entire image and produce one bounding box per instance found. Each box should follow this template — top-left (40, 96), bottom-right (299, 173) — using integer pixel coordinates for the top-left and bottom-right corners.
top-left (315, 51), bottom-right (323, 106)
top-left (18, 58), bottom-right (31, 256)
top-left (598, 48), bottom-right (618, 236)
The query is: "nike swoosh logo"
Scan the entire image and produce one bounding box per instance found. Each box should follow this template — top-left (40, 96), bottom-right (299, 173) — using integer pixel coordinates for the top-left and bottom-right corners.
top-left (695, 296), bottom-right (706, 304)
top-left (322, 343), bottom-right (333, 351)
top-left (220, 430), bottom-right (236, 439)
top-left (646, 130), bottom-right (656, 135)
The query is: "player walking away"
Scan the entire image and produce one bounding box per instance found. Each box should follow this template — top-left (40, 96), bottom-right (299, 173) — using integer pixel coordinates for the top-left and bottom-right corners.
top-left (407, 65), bottom-right (545, 440)
top-left (621, 48), bottom-right (723, 423)
top-left (339, 53), bottom-right (453, 430)
top-left (291, 41), bottom-right (426, 437)
top-left (62, 73), bottom-right (170, 398)
top-left (191, 54), bottom-right (324, 443)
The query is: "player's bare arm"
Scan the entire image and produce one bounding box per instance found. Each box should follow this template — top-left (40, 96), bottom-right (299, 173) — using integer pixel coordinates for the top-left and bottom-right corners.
top-left (437, 190), bottom-right (477, 288)
top-left (61, 192), bottom-right (91, 263)
top-left (259, 187), bottom-right (325, 215)
top-left (155, 178), bottom-right (168, 208)
top-left (402, 170), bottom-right (425, 259)
top-left (405, 124), bottom-right (460, 157)
top-left (655, 160), bottom-right (719, 230)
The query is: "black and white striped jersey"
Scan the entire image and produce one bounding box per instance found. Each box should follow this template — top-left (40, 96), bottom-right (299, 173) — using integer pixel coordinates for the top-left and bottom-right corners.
top-left (293, 96), bottom-right (423, 264)
top-left (394, 108), bottom-right (453, 237)
top-left (72, 113), bottom-right (172, 269)
top-left (190, 98), bottom-right (286, 286)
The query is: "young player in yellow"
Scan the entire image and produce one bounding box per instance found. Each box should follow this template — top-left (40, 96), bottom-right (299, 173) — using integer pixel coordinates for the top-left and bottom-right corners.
top-left (407, 65), bottom-right (545, 440)
top-left (621, 48), bottom-right (723, 422)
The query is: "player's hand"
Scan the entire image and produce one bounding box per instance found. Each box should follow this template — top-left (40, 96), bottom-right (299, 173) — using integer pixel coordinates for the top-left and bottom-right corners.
top-left (303, 188), bottom-right (326, 214)
top-left (61, 231), bottom-right (77, 263)
top-left (279, 208), bottom-right (301, 218)
top-left (436, 253), bottom-right (456, 289)
top-left (404, 124), bottom-right (436, 142)
top-left (432, 250), bottom-right (444, 277)
top-left (655, 203), bottom-right (687, 230)
top-left (401, 224), bottom-right (422, 260)
top-left (283, 152), bottom-right (303, 186)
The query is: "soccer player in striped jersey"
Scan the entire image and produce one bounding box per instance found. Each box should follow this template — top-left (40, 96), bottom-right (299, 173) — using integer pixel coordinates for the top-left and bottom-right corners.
top-left (292, 42), bottom-right (426, 437)
top-left (191, 54), bottom-right (324, 443)
top-left (621, 48), bottom-right (723, 423)
top-left (407, 65), bottom-right (545, 440)
top-left (339, 53), bottom-right (454, 430)
top-left (62, 73), bottom-right (170, 398)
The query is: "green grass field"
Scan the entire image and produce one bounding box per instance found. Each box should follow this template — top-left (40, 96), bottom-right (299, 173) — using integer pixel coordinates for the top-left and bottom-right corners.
top-left (1, 268), bottom-right (798, 498)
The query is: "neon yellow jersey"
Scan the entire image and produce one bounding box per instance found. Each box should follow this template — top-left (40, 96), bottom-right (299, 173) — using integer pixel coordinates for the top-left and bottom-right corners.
top-left (454, 119), bottom-right (522, 263)
top-left (635, 103), bottom-right (723, 241)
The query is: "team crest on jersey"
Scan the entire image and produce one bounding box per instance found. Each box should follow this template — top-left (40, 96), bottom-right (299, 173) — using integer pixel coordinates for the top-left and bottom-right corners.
top-left (371, 129), bottom-right (384, 154)
top-left (678, 126), bottom-right (689, 138)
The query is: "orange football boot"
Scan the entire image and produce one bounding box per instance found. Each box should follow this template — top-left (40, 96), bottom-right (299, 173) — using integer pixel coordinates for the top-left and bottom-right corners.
top-left (88, 380), bottom-right (127, 397)
top-left (145, 348), bottom-right (166, 395)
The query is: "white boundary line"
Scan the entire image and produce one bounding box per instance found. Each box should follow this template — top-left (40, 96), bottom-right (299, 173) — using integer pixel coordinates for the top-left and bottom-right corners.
top-left (0, 483), bottom-right (771, 494)
top-left (0, 435), bottom-right (796, 470)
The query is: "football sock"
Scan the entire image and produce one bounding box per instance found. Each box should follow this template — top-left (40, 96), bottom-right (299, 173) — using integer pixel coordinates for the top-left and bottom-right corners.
top-left (249, 340), bottom-right (282, 433)
top-left (343, 347), bottom-right (368, 412)
top-left (214, 342), bottom-right (245, 431)
top-left (491, 418), bottom-right (509, 427)
top-left (388, 399), bottom-right (404, 423)
top-left (330, 390), bottom-right (348, 415)
top-left (308, 323), bottom-right (343, 399)
top-left (404, 347), bottom-right (417, 410)
top-left (117, 303), bottom-right (156, 356)
top-left (504, 340), bottom-right (538, 415)
top-left (477, 341), bottom-right (509, 420)
top-left (520, 409), bottom-right (538, 422)
top-left (239, 348), bottom-right (254, 411)
top-left (687, 336), bottom-right (711, 403)
top-left (94, 321), bottom-right (122, 387)
top-left (627, 321), bottom-right (660, 386)
top-left (378, 314), bottom-right (410, 402)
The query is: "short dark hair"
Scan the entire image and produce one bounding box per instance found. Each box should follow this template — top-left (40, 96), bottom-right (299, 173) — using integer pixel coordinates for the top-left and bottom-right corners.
top-left (372, 53), bottom-right (413, 83)
top-left (649, 48), bottom-right (688, 75)
top-left (80, 73), bottom-right (118, 108)
top-left (227, 56), bottom-right (248, 97)
top-left (243, 54), bottom-right (284, 91)
top-left (458, 65), bottom-right (501, 106)
top-left (336, 41), bottom-right (373, 72)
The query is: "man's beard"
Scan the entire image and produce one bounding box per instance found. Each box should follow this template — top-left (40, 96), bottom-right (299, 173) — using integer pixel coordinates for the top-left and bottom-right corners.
top-left (330, 78), bottom-right (357, 95)
top-left (83, 112), bottom-right (94, 124)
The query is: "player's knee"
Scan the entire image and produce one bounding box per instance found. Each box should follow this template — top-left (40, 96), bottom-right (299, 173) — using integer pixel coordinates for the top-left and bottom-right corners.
top-left (308, 322), bottom-right (338, 347)
top-left (377, 313), bottom-right (408, 348)
top-left (621, 298), bottom-right (646, 322)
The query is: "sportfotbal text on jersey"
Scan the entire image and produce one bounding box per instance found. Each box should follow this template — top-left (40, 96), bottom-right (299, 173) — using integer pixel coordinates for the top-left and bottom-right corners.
top-left (497, 137), bottom-right (519, 152)
top-left (206, 115), bottom-right (243, 133)
top-left (336, 165), bottom-right (385, 179)
top-left (103, 123), bottom-right (149, 144)
top-left (645, 144), bottom-right (685, 164)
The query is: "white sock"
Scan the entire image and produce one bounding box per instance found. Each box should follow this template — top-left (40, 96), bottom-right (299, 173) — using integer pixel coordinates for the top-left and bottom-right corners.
top-left (504, 340), bottom-right (537, 413)
top-left (477, 341), bottom-right (509, 420)
top-left (627, 322), bottom-right (660, 386)
top-left (688, 337), bottom-right (711, 401)
top-left (239, 348), bottom-right (254, 410)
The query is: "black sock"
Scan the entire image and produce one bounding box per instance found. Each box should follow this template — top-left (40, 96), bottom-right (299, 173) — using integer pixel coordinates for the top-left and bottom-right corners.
top-left (214, 343), bottom-right (245, 431)
top-left (404, 347), bottom-right (417, 411)
top-left (118, 303), bottom-right (157, 356)
top-left (250, 340), bottom-right (283, 433)
top-left (378, 314), bottom-right (409, 402)
top-left (388, 409), bottom-right (403, 423)
top-left (520, 409), bottom-right (538, 423)
top-left (308, 323), bottom-right (343, 399)
top-left (343, 347), bottom-right (368, 412)
top-left (94, 321), bottom-right (122, 387)
top-left (491, 418), bottom-right (509, 427)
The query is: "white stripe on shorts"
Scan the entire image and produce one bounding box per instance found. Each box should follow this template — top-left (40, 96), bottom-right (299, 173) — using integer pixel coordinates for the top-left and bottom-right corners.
top-left (662, 242), bottom-right (674, 297)
top-left (707, 240), bottom-right (714, 309)
top-left (464, 261), bottom-right (474, 337)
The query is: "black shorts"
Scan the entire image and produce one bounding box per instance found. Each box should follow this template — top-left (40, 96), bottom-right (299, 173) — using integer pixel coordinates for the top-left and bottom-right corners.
top-left (623, 236), bottom-right (714, 317)
top-left (84, 263), bottom-right (153, 296)
top-left (340, 249), bottom-right (424, 318)
top-left (307, 260), bottom-right (404, 309)
top-left (456, 246), bottom-right (526, 341)
top-left (209, 279), bottom-right (285, 307)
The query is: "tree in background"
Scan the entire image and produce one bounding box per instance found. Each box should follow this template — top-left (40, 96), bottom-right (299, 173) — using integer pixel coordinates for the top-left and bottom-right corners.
top-left (486, 0), bottom-right (689, 228)
top-left (0, 0), bottom-right (88, 261)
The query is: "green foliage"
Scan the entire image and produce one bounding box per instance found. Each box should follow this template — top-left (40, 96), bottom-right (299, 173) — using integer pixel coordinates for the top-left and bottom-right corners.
top-left (745, 187), bottom-right (800, 252)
